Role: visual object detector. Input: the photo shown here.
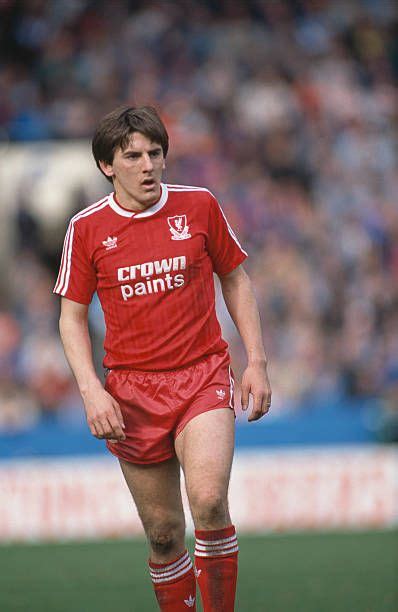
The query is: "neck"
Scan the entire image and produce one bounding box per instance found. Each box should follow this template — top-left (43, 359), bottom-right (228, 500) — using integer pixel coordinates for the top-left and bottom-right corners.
top-left (113, 182), bottom-right (162, 212)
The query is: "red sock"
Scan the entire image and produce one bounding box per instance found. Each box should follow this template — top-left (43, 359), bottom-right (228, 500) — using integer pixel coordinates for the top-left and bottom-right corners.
top-left (149, 550), bottom-right (196, 610)
top-left (194, 525), bottom-right (238, 612)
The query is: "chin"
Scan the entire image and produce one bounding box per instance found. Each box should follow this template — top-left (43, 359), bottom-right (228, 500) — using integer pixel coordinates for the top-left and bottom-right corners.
top-left (145, 184), bottom-right (161, 196)
top-left (140, 189), bottom-right (160, 206)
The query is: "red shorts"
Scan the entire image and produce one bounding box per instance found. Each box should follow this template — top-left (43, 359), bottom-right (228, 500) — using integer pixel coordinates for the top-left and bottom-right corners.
top-left (104, 351), bottom-right (235, 464)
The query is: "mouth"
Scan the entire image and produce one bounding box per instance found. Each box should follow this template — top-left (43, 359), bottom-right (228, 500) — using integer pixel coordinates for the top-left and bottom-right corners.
top-left (142, 178), bottom-right (156, 189)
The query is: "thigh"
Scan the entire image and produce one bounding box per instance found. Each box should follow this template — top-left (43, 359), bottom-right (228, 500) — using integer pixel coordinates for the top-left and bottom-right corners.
top-left (119, 456), bottom-right (185, 533)
top-left (174, 352), bottom-right (234, 439)
top-left (105, 370), bottom-right (176, 464)
top-left (174, 408), bottom-right (235, 504)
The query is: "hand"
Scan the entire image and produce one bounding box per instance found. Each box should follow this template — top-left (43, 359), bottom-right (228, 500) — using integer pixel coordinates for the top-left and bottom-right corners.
top-left (241, 361), bottom-right (272, 422)
top-left (82, 383), bottom-right (126, 442)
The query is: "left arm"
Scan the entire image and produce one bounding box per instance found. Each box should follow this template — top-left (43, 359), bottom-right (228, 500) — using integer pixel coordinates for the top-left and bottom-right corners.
top-left (219, 265), bottom-right (271, 421)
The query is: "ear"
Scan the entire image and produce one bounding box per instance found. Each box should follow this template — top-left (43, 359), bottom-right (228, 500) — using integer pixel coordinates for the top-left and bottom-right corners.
top-left (162, 160), bottom-right (166, 170)
top-left (99, 160), bottom-right (114, 178)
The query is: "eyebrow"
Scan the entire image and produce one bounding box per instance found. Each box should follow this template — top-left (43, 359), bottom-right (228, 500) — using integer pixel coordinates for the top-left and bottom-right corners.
top-left (122, 146), bottom-right (162, 157)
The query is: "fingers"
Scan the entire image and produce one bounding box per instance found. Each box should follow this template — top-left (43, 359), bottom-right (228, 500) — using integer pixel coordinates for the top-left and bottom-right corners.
top-left (241, 383), bottom-right (250, 411)
top-left (262, 393), bottom-right (272, 415)
top-left (106, 412), bottom-right (125, 441)
top-left (87, 403), bottom-right (126, 442)
top-left (248, 392), bottom-right (262, 421)
top-left (87, 419), bottom-right (103, 439)
top-left (248, 395), bottom-right (263, 421)
top-left (114, 401), bottom-right (126, 431)
top-left (248, 392), bottom-right (272, 421)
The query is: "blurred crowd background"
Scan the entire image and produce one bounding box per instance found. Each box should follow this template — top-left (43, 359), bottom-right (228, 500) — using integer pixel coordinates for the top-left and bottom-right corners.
top-left (0, 0), bottom-right (397, 444)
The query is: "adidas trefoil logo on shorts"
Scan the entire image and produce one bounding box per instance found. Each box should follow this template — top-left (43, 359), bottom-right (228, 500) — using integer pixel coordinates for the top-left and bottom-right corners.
top-left (168, 215), bottom-right (191, 240)
top-left (194, 567), bottom-right (201, 578)
top-left (102, 236), bottom-right (118, 250)
top-left (184, 595), bottom-right (195, 607)
top-left (216, 389), bottom-right (226, 400)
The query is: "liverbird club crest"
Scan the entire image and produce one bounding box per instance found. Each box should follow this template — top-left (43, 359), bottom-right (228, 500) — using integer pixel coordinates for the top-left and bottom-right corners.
top-left (167, 215), bottom-right (191, 240)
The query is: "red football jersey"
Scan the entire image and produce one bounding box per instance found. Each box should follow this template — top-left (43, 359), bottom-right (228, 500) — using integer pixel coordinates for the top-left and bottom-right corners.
top-left (54, 183), bottom-right (247, 370)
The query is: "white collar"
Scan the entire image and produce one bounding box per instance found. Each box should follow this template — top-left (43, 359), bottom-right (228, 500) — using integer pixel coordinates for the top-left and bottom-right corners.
top-left (108, 183), bottom-right (168, 218)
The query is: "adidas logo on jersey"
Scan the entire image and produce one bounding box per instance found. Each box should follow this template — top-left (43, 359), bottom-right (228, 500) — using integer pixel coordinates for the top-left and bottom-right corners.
top-left (216, 389), bottom-right (226, 399)
top-left (184, 595), bottom-right (195, 607)
top-left (168, 215), bottom-right (191, 240)
top-left (102, 236), bottom-right (118, 250)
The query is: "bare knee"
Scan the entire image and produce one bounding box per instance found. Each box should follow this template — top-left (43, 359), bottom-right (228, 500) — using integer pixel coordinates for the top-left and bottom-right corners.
top-left (189, 489), bottom-right (230, 529)
top-left (149, 528), bottom-right (179, 556)
top-left (147, 518), bottom-right (185, 560)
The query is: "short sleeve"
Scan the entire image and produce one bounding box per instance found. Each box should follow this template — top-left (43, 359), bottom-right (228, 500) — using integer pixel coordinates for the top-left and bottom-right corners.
top-left (53, 218), bottom-right (97, 304)
top-left (207, 193), bottom-right (248, 276)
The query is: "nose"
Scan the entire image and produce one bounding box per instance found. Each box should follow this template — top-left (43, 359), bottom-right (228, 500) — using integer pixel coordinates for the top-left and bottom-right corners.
top-left (142, 153), bottom-right (154, 172)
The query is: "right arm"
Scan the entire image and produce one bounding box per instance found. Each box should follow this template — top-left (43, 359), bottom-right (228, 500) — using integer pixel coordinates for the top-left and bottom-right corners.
top-left (59, 297), bottom-right (125, 442)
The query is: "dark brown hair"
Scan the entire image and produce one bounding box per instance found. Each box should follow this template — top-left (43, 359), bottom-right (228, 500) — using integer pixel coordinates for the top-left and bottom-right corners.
top-left (92, 106), bottom-right (169, 183)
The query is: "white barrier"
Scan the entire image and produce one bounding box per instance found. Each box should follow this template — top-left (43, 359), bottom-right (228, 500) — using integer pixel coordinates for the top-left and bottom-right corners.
top-left (0, 446), bottom-right (397, 542)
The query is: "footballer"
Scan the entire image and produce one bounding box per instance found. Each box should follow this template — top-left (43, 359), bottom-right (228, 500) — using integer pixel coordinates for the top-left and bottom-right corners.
top-left (54, 106), bottom-right (271, 611)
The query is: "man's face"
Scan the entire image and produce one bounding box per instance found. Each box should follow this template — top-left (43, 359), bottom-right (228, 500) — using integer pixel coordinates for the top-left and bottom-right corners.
top-left (100, 132), bottom-right (165, 208)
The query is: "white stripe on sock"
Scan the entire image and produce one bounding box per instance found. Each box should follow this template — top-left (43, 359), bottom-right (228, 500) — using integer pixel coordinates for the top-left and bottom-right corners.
top-left (150, 557), bottom-right (191, 580)
top-left (195, 534), bottom-right (237, 547)
top-left (195, 540), bottom-right (238, 552)
top-left (195, 544), bottom-right (239, 558)
top-left (150, 551), bottom-right (189, 574)
top-left (150, 559), bottom-right (193, 584)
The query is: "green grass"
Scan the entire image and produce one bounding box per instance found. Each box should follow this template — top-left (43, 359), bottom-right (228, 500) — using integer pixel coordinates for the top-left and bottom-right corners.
top-left (0, 530), bottom-right (396, 611)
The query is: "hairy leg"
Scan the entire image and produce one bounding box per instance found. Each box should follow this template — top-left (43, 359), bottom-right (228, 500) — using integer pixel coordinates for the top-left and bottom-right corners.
top-left (119, 456), bottom-right (186, 562)
top-left (174, 408), bottom-right (235, 529)
top-left (175, 409), bottom-right (238, 611)
top-left (120, 457), bottom-right (197, 610)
